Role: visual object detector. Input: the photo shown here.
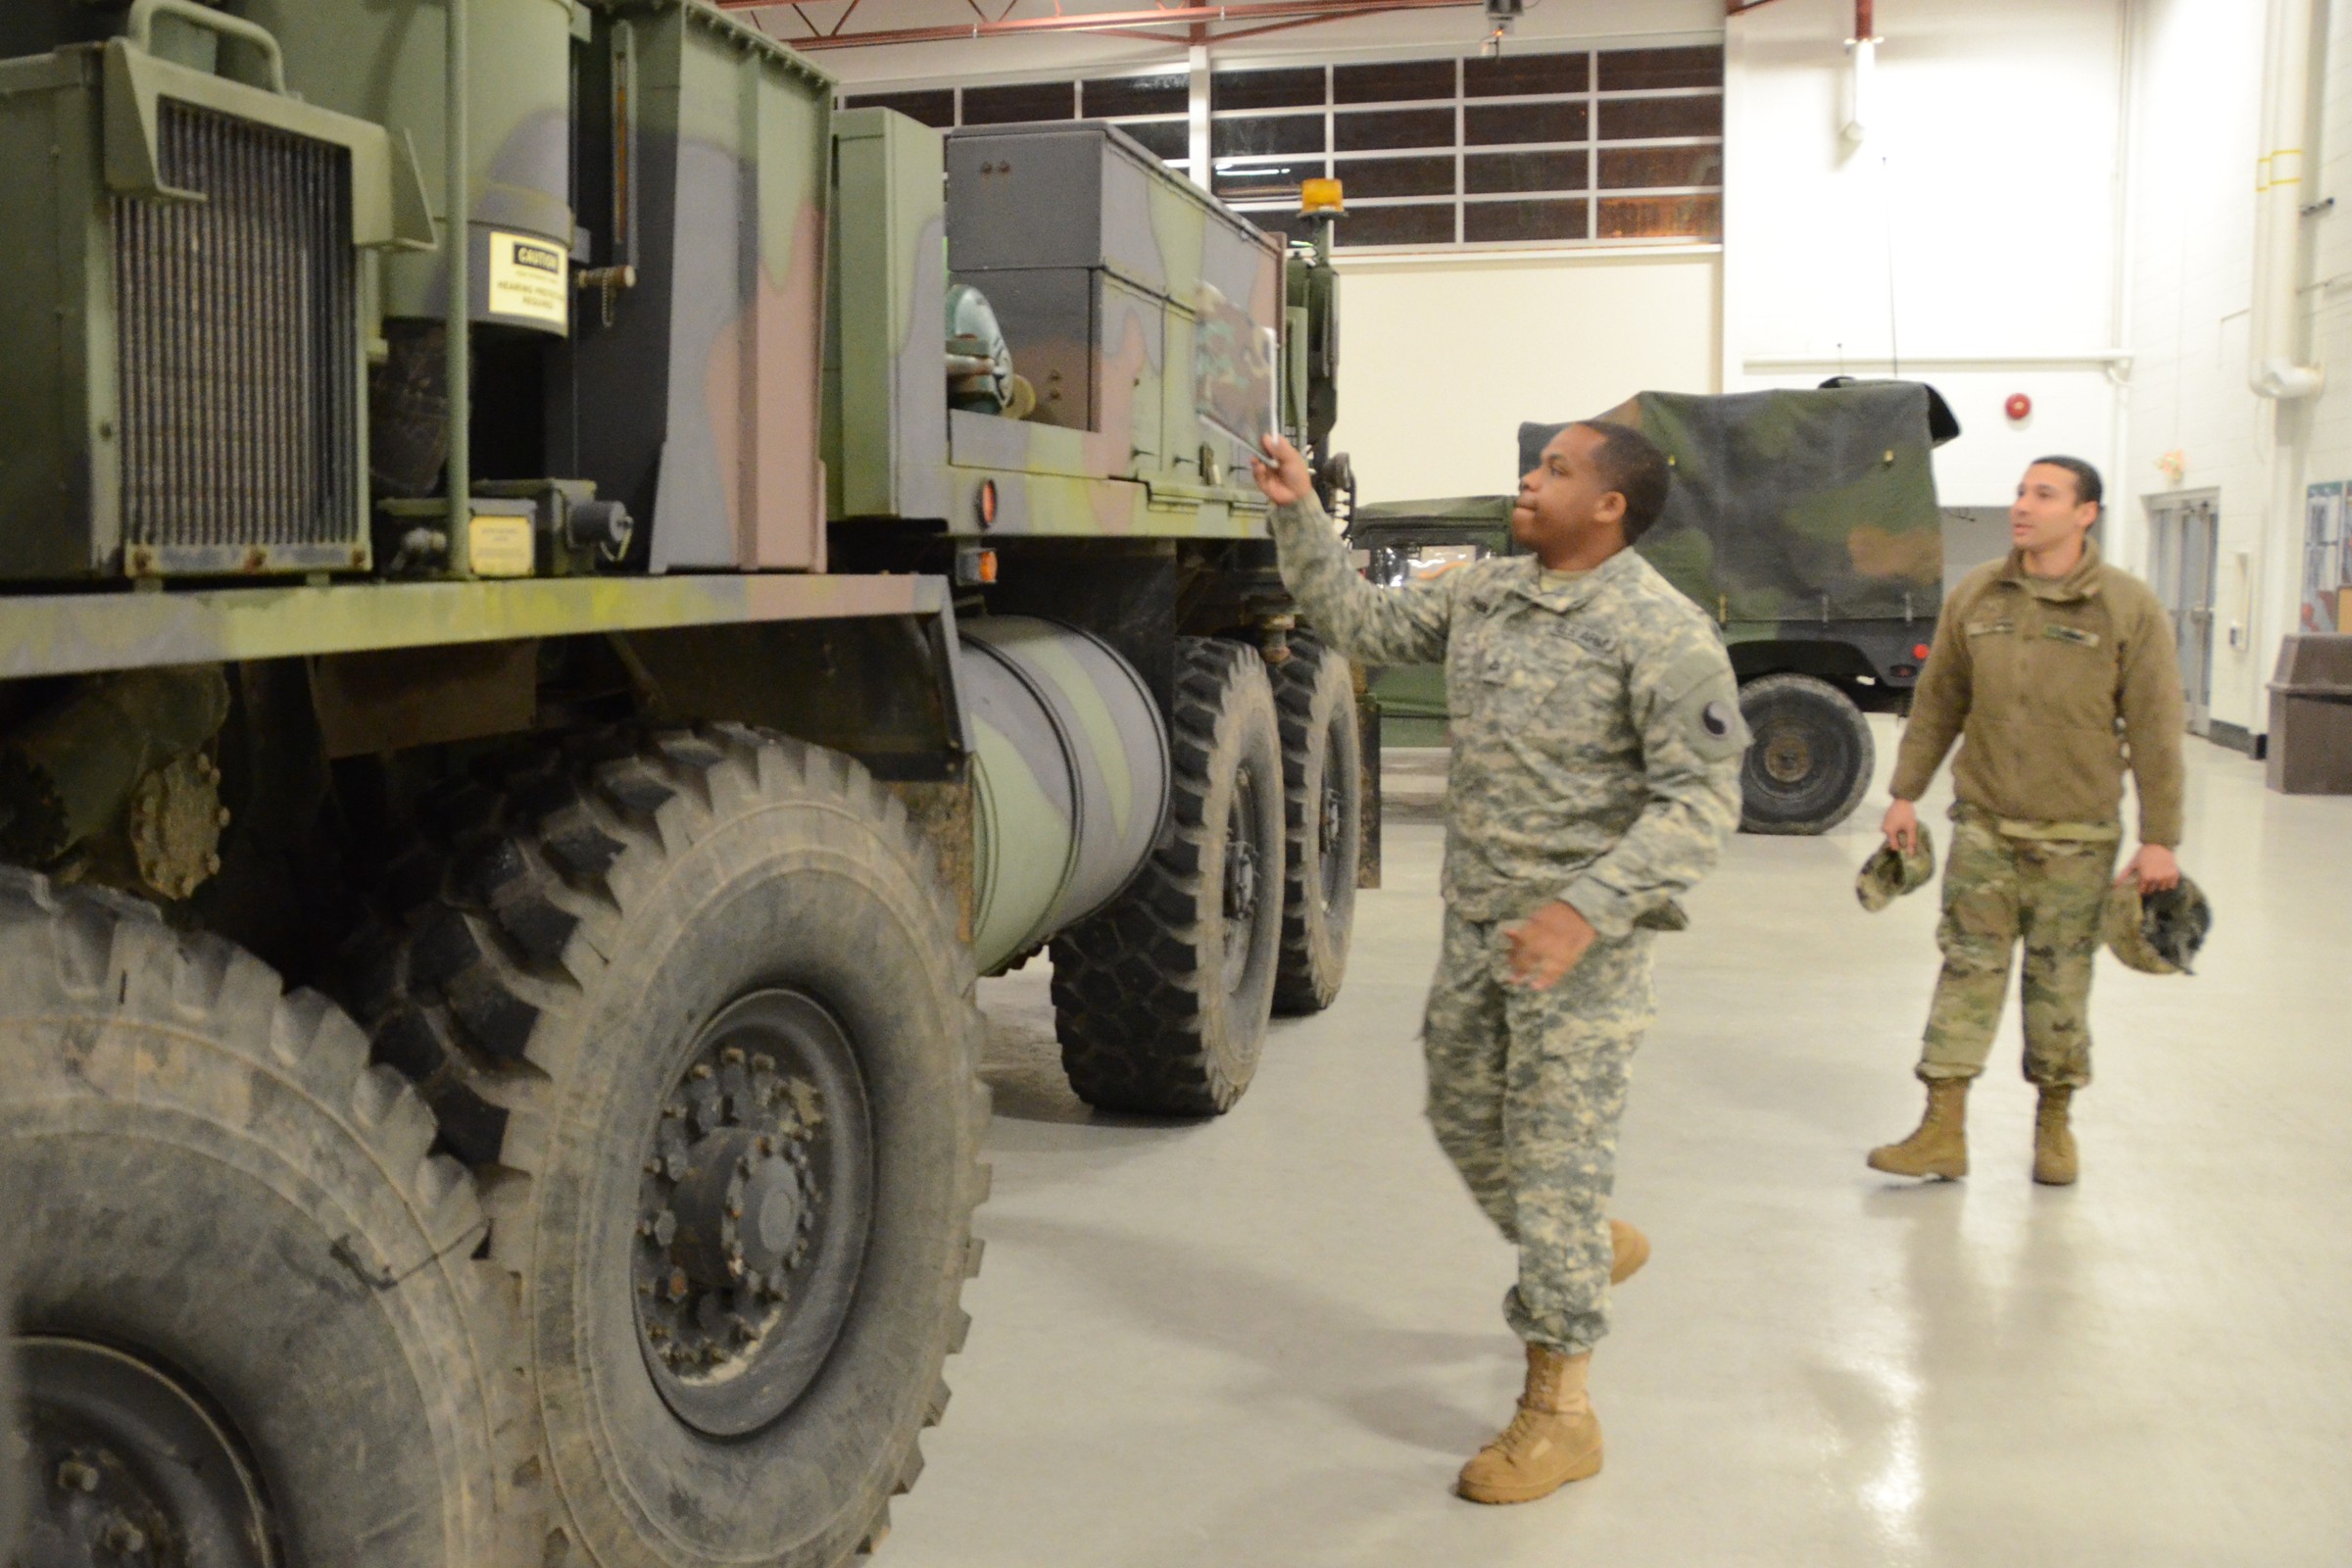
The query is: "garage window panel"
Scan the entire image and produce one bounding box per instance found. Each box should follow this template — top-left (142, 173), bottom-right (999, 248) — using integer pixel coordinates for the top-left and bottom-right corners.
top-left (1464, 100), bottom-right (1588, 147)
top-left (1213, 114), bottom-right (1326, 158)
top-left (1464, 149), bottom-right (1590, 195)
top-left (1332, 59), bottom-right (1457, 104)
top-left (1334, 108), bottom-right (1455, 152)
top-left (1335, 202), bottom-right (1457, 247)
top-left (960, 81), bottom-right (1077, 124)
top-left (1083, 74), bottom-right (1188, 118)
top-left (1597, 144), bottom-right (1723, 190)
top-left (1597, 192), bottom-right (1722, 240)
top-left (842, 89), bottom-right (955, 128)
top-left (1114, 121), bottom-right (1191, 163)
top-left (1337, 155), bottom-right (1456, 199)
top-left (1597, 93), bottom-right (1724, 141)
top-left (1211, 66), bottom-right (1325, 112)
top-left (1463, 51), bottom-right (1591, 98)
top-left (1213, 162), bottom-right (1317, 202)
top-left (1595, 46), bottom-right (1723, 92)
top-left (1464, 199), bottom-right (1591, 244)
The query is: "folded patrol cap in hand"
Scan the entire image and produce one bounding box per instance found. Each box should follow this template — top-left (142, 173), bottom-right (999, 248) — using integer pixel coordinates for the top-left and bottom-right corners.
top-left (1855, 824), bottom-right (1936, 912)
top-left (2103, 874), bottom-right (2212, 975)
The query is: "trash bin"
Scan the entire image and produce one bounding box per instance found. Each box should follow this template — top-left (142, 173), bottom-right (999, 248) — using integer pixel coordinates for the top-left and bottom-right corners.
top-left (2266, 635), bottom-right (2352, 794)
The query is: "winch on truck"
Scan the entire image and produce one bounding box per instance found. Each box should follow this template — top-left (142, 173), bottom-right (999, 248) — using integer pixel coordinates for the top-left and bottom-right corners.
top-left (0, 4), bottom-right (1364, 1564)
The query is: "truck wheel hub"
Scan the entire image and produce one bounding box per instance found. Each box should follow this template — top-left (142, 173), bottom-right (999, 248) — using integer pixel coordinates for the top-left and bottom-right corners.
top-left (1225, 831), bottom-right (1259, 924)
top-left (632, 989), bottom-right (872, 1438)
top-left (1763, 728), bottom-right (1815, 783)
top-left (17, 1337), bottom-right (273, 1568)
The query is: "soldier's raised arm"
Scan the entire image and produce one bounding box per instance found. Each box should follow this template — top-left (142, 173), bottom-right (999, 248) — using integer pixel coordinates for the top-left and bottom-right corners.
top-left (1557, 629), bottom-right (1747, 940)
top-left (1253, 436), bottom-right (1455, 666)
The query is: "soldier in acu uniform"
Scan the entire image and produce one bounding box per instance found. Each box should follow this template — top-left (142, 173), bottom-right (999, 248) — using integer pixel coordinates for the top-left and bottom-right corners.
top-left (1251, 423), bottom-right (1746, 1505)
top-left (1869, 457), bottom-right (2186, 1186)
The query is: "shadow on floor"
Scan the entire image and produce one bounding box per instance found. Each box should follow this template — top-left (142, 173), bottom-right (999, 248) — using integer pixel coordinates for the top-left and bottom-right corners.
top-left (982, 1208), bottom-right (1513, 1455)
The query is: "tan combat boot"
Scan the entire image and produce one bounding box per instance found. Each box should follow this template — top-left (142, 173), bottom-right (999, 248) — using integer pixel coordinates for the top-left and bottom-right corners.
top-left (2033, 1087), bottom-right (2079, 1186)
top-left (1456, 1345), bottom-right (1603, 1504)
top-left (1608, 1219), bottom-right (1649, 1285)
top-left (1867, 1080), bottom-right (1970, 1179)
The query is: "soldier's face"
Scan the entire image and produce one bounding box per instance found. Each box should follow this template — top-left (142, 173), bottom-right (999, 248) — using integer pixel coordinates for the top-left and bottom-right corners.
top-left (2010, 464), bottom-right (2099, 555)
top-left (1512, 426), bottom-right (1628, 557)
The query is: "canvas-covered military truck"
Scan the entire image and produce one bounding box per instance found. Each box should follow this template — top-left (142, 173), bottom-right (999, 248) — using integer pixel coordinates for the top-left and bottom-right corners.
top-left (1355, 380), bottom-right (1958, 835)
top-left (0, 5), bottom-right (1360, 1565)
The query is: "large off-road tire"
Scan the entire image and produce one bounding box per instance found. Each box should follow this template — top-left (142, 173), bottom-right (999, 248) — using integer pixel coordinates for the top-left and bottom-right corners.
top-left (1737, 672), bottom-right (1875, 835)
top-left (0, 871), bottom-right (530, 1568)
top-left (337, 727), bottom-right (988, 1568)
top-left (1051, 638), bottom-right (1285, 1115)
top-left (1270, 638), bottom-right (1361, 1015)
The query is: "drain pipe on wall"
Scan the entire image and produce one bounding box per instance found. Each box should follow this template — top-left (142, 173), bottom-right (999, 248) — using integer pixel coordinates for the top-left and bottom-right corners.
top-left (2251, 0), bottom-right (2322, 401)
top-left (2247, 0), bottom-right (2324, 739)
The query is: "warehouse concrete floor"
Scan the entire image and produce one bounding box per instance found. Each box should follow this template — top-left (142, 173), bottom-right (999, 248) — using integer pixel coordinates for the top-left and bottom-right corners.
top-left (888, 720), bottom-right (2352, 1568)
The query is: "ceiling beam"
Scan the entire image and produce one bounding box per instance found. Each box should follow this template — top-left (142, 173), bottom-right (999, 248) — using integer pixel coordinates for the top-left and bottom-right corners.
top-left (717, 0), bottom-right (1482, 51)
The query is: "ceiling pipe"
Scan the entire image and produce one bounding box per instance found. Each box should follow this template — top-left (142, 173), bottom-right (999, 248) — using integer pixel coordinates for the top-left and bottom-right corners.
top-left (720, 0), bottom-right (1481, 50)
top-left (2251, 0), bottom-right (2324, 399)
top-left (1842, 0), bottom-right (1878, 147)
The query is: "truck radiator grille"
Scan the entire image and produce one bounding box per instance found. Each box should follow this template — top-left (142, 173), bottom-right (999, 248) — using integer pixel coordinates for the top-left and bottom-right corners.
top-left (113, 101), bottom-right (361, 572)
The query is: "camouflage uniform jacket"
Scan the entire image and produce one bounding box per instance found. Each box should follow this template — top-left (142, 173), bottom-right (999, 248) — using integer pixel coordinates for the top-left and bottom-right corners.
top-left (1269, 495), bottom-right (1748, 937)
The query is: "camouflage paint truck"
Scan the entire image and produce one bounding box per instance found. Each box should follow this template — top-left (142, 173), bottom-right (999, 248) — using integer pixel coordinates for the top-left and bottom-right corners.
top-left (0, 5), bottom-right (1359, 1565)
top-left (1356, 380), bottom-right (1956, 835)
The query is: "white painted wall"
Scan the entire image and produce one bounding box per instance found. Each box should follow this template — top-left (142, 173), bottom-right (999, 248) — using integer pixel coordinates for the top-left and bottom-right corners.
top-left (2116, 0), bottom-right (2294, 740)
top-left (1722, 0), bottom-right (2131, 509)
top-left (1330, 250), bottom-right (1723, 499)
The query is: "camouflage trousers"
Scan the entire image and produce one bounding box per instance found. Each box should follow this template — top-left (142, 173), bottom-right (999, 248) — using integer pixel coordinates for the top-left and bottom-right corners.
top-left (1919, 812), bottom-right (2121, 1090)
top-left (1422, 908), bottom-right (1655, 1355)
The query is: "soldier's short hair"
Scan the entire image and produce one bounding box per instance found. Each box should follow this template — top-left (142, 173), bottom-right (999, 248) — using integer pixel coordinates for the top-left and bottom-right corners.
top-left (1574, 420), bottom-right (1672, 542)
top-left (2030, 455), bottom-right (2104, 511)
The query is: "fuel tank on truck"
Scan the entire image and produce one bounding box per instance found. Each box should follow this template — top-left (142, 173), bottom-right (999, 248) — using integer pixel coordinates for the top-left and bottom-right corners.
top-left (959, 617), bottom-right (1171, 973)
top-left (235, 0), bottom-right (575, 334)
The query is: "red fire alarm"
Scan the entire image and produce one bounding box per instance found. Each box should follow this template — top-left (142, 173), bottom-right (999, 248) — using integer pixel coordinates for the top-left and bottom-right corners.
top-left (2004, 393), bottom-right (2033, 421)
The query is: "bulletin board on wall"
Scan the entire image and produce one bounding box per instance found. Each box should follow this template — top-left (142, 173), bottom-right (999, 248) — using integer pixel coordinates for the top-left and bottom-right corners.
top-left (2304, 481), bottom-right (2352, 632)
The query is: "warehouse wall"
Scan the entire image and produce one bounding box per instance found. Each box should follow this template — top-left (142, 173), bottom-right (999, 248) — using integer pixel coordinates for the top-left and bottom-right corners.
top-left (1720, 0), bottom-right (2131, 511)
top-left (808, 0), bottom-right (2328, 745)
top-left (1331, 250), bottom-right (1721, 501)
top-left (2117, 0), bottom-right (2335, 744)
top-left (2114, 0), bottom-right (2267, 736)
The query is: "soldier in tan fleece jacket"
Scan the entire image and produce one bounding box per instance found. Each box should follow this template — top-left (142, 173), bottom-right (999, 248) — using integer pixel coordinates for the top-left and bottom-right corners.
top-left (1867, 456), bottom-right (2185, 1186)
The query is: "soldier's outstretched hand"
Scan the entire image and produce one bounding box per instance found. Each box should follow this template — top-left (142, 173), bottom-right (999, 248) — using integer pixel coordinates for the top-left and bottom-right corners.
top-left (1502, 901), bottom-right (1597, 990)
top-left (1252, 434), bottom-right (1314, 507)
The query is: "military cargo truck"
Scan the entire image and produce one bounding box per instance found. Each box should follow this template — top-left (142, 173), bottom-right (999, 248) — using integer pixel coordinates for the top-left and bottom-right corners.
top-left (1354, 380), bottom-right (1957, 835)
top-left (0, 5), bottom-right (1358, 1564)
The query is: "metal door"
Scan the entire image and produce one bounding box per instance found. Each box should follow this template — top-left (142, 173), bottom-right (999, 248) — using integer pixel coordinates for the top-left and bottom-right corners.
top-left (2147, 495), bottom-right (2219, 735)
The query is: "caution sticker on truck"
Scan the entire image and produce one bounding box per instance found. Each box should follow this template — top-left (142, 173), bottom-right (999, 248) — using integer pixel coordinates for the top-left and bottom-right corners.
top-left (488, 231), bottom-right (568, 329)
top-left (467, 513), bottom-right (536, 577)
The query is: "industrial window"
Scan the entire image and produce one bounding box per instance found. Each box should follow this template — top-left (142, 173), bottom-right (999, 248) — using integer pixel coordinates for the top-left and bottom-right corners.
top-left (841, 42), bottom-right (1723, 253)
top-left (842, 72), bottom-right (1194, 176)
top-left (1211, 44), bottom-right (1721, 251)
